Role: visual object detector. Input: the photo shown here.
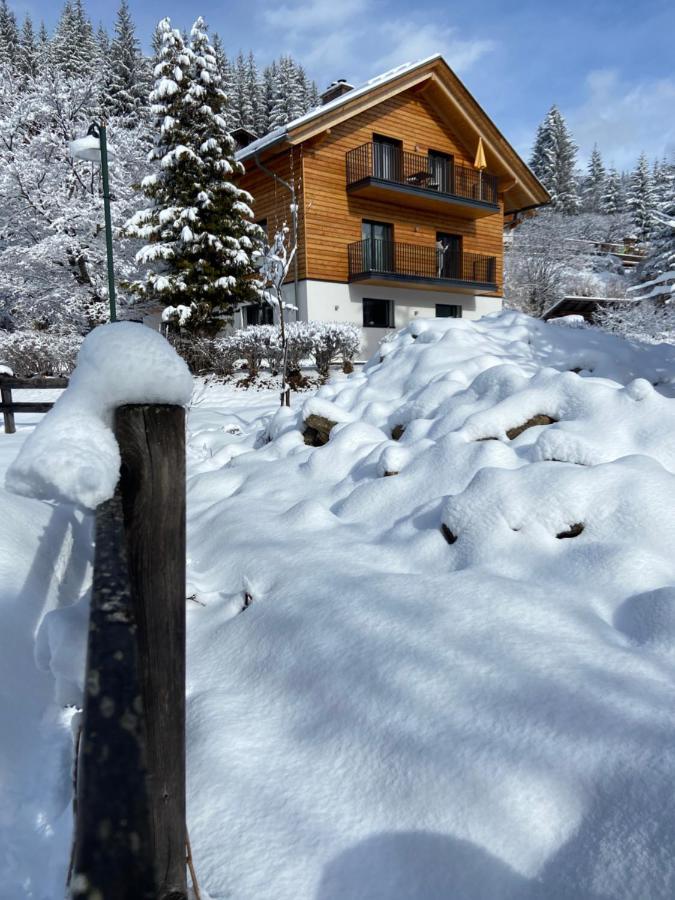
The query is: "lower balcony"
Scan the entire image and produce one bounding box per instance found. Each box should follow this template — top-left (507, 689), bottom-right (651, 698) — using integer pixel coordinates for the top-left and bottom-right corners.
top-left (348, 239), bottom-right (498, 293)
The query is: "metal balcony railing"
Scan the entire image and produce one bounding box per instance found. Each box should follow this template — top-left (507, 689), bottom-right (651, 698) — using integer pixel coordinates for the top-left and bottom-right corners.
top-left (348, 238), bottom-right (497, 287)
top-left (346, 143), bottom-right (499, 206)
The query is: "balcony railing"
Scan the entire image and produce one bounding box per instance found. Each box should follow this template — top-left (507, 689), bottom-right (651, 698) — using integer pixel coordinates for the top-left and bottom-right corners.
top-left (346, 143), bottom-right (499, 206)
top-left (348, 239), bottom-right (497, 288)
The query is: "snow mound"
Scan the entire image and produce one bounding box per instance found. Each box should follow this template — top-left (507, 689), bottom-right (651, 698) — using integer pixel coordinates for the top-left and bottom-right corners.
top-left (6, 323), bottom-right (193, 508)
top-left (182, 312), bottom-right (675, 899)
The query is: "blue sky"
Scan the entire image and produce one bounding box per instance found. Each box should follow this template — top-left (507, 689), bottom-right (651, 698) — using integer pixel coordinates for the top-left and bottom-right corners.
top-left (15, 0), bottom-right (675, 170)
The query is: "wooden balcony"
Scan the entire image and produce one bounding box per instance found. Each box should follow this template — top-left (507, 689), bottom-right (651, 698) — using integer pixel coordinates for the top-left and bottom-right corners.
top-left (348, 239), bottom-right (498, 293)
top-left (346, 143), bottom-right (500, 218)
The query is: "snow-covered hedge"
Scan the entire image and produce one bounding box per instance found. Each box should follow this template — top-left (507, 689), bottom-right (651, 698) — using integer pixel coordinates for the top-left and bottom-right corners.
top-left (191, 321), bottom-right (362, 379)
top-left (0, 330), bottom-right (83, 376)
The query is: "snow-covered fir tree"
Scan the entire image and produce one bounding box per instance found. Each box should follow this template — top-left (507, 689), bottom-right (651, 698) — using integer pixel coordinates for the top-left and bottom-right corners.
top-left (105, 0), bottom-right (149, 122)
top-left (627, 152), bottom-right (657, 241)
top-left (50, 0), bottom-right (98, 79)
top-left (530, 105), bottom-right (580, 214)
top-left (0, 0), bottom-right (18, 69)
top-left (17, 15), bottom-right (38, 78)
top-left (126, 17), bottom-right (262, 332)
top-left (582, 144), bottom-right (605, 213)
top-left (601, 167), bottom-right (624, 215)
top-left (653, 155), bottom-right (675, 214)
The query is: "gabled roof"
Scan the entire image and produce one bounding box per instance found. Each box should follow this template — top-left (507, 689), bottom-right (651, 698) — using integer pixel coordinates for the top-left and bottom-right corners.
top-left (237, 55), bottom-right (550, 216)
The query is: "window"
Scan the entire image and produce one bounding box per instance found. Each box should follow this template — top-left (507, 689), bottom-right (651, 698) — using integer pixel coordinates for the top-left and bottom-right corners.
top-left (363, 298), bottom-right (394, 328)
top-left (435, 304), bottom-right (462, 318)
top-left (245, 304), bottom-right (274, 326)
top-left (256, 218), bottom-right (268, 237)
top-left (361, 220), bottom-right (394, 272)
top-left (428, 150), bottom-right (454, 193)
top-left (373, 134), bottom-right (402, 182)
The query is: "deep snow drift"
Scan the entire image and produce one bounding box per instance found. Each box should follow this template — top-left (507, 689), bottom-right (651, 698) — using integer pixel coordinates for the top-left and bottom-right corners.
top-left (2, 312), bottom-right (675, 899)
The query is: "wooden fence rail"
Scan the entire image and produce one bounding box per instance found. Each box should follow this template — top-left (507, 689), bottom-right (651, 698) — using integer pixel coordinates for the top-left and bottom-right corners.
top-left (0, 375), bottom-right (69, 433)
top-left (71, 403), bottom-right (187, 900)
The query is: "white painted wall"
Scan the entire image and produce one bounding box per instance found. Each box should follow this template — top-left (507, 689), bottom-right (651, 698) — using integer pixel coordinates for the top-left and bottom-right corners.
top-left (290, 280), bottom-right (502, 359)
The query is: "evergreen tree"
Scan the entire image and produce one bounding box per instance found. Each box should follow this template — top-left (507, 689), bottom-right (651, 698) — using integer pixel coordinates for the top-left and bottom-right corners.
top-left (0, 0), bottom-right (19, 69)
top-left (529, 105), bottom-right (580, 214)
top-left (106, 0), bottom-right (148, 122)
top-left (653, 155), bottom-right (675, 214)
top-left (18, 15), bottom-right (38, 78)
top-left (37, 20), bottom-right (50, 68)
top-left (126, 17), bottom-right (262, 331)
top-left (50, 0), bottom-right (98, 79)
top-left (582, 144), bottom-right (605, 213)
top-left (246, 51), bottom-right (264, 136)
top-left (96, 23), bottom-right (110, 58)
top-left (627, 152), bottom-right (656, 241)
top-left (601, 167), bottom-right (624, 215)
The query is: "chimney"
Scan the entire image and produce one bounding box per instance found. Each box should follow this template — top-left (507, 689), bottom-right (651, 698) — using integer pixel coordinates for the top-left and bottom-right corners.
top-left (320, 78), bottom-right (354, 105)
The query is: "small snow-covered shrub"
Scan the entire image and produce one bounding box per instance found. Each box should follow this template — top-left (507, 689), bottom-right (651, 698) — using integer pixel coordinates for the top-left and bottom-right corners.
top-left (284, 322), bottom-right (314, 375)
top-left (309, 322), bottom-right (361, 379)
top-left (0, 330), bottom-right (82, 376)
top-left (170, 335), bottom-right (236, 377)
top-left (226, 326), bottom-right (270, 376)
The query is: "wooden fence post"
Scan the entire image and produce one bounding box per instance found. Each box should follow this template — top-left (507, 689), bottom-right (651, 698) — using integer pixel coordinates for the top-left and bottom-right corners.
top-left (115, 404), bottom-right (187, 900)
top-left (1, 382), bottom-right (15, 433)
top-left (72, 491), bottom-right (156, 899)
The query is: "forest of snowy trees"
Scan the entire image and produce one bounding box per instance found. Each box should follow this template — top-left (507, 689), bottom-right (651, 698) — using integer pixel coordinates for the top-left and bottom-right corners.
top-left (506, 102), bottom-right (674, 341)
top-left (0, 0), bottom-right (319, 365)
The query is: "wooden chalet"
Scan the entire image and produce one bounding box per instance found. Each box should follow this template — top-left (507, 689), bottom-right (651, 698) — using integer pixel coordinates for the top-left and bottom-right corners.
top-left (235, 55), bottom-right (550, 356)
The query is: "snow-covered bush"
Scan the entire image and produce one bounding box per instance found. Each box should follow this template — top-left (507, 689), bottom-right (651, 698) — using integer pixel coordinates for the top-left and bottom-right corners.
top-left (0, 330), bottom-right (82, 376)
top-left (307, 321), bottom-right (361, 379)
top-left (225, 326), bottom-right (270, 377)
top-left (169, 335), bottom-right (236, 377)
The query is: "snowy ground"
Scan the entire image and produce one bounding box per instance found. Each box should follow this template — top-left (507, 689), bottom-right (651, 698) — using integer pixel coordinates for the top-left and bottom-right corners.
top-left (2, 313), bottom-right (675, 899)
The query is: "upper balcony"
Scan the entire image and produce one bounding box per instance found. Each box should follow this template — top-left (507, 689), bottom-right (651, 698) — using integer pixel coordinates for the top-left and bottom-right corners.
top-left (346, 143), bottom-right (500, 218)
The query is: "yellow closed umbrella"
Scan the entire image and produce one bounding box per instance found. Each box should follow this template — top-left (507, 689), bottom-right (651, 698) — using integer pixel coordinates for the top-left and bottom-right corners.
top-left (474, 136), bottom-right (487, 171)
top-left (474, 136), bottom-right (487, 199)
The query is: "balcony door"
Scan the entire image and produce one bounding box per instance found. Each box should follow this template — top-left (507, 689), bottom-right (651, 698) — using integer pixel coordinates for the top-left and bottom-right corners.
top-left (373, 135), bottom-right (402, 183)
top-left (362, 220), bottom-right (394, 272)
top-left (436, 232), bottom-right (462, 279)
top-left (428, 150), bottom-right (454, 194)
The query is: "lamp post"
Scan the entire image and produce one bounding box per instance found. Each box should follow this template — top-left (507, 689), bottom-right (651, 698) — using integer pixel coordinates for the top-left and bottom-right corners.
top-left (69, 122), bottom-right (117, 322)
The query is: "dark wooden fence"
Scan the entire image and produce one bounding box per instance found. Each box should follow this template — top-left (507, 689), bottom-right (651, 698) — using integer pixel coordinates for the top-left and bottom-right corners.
top-left (71, 403), bottom-right (188, 900)
top-left (0, 375), bottom-right (69, 433)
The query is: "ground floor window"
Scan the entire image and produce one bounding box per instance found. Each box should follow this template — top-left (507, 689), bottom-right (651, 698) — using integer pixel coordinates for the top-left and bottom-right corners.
top-left (435, 304), bottom-right (462, 318)
top-left (245, 303), bottom-right (274, 326)
top-left (363, 298), bottom-right (394, 328)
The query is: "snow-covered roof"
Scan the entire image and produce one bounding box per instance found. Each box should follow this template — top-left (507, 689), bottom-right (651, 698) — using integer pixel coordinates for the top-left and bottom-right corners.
top-left (236, 54), bottom-right (442, 162)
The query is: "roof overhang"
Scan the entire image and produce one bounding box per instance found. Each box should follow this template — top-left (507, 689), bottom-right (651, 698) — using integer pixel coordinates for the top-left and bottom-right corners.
top-left (238, 55), bottom-right (550, 215)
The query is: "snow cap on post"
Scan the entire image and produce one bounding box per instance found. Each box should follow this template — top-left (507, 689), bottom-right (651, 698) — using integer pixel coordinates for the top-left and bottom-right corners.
top-left (6, 323), bottom-right (193, 509)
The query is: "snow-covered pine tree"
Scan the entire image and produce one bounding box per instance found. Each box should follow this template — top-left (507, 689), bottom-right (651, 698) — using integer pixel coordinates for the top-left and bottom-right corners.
top-left (245, 51), bottom-right (264, 137)
top-left (36, 20), bottom-right (49, 68)
top-left (211, 33), bottom-right (232, 125)
top-left (601, 167), bottom-right (624, 215)
top-left (106, 0), bottom-right (149, 123)
top-left (582, 144), bottom-right (605, 213)
top-left (17, 15), bottom-right (38, 79)
top-left (0, 0), bottom-right (18, 70)
top-left (236, 51), bottom-right (256, 132)
top-left (50, 0), bottom-right (98, 79)
top-left (126, 17), bottom-right (262, 332)
top-left (627, 152), bottom-right (656, 241)
top-left (653, 155), bottom-right (675, 214)
top-left (529, 105), bottom-right (580, 214)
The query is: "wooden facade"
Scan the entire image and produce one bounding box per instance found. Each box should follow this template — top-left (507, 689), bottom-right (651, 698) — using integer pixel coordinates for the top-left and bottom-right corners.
top-left (238, 56), bottom-right (548, 302)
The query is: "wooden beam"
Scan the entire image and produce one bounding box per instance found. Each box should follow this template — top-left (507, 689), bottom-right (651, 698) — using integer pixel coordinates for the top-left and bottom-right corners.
top-left (116, 404), bottom-right (187, 900)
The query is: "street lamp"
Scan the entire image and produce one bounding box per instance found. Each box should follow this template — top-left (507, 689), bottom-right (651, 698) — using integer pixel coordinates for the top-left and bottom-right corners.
top-left (69, 122), bottom-right (117, 322)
